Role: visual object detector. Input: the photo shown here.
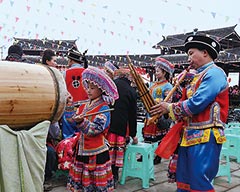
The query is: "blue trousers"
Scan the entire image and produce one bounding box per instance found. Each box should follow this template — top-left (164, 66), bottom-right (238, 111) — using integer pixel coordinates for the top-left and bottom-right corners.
top-left (45, 145), bottom-right (58, 180)
top-left (176, 131), bottom-right (222, 192)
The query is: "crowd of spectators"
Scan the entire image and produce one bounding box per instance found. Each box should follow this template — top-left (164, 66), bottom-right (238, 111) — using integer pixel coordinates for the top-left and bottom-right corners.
top-left (229, 85), bottom-right (240, 97)
top-left (229, 85), bottom-right (240, 107)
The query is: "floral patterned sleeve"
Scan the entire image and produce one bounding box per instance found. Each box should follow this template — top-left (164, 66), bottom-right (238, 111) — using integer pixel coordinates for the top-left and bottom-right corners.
top-left (77, 106), bottom-right (111, 136)
top-left (64, 103), bottom-right (80, 129)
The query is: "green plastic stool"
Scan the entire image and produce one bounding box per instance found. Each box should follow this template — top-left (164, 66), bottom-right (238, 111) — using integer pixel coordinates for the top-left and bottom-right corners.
top-left (226, 134), bottom-right (240, 163)
top-left (215, 145), bottom-right (231, 183)
top-left (120, 142), bottom-right (155, 188)
top-left (225, 128), bottom-right (240, 135)
top-left (227, 122), bottom-right (240, 128)
top-left (55, 169), bottom-right (69, 179)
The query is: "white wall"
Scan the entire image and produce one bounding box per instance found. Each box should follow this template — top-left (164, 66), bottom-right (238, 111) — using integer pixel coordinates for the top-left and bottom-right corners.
top-left (228, 73), bottom-right (239, 87)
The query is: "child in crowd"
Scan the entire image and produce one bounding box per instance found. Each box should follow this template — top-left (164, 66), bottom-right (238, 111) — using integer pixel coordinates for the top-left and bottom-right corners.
top-left (63, 66), bottom-right (119, 192)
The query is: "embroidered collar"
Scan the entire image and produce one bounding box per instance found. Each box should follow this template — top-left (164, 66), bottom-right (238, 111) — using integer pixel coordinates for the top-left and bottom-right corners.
top-left (154, 79), bottom-right (168, 85)
top-left (81, 97), bottom-right (104, 115)
top-left (196, 61), bottom-right (214, 73)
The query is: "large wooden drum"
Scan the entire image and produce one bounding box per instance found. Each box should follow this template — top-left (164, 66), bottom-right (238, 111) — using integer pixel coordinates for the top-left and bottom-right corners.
top-left (0, 61), bottom-right (68, 129)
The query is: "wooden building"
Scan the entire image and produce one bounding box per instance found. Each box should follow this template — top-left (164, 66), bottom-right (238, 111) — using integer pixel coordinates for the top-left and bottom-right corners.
top-left (152, 24), bottom-right (240, 74)
top-left (12, 25), bottom-right (240, 106)
top-left (13, 25), bottom-right (240, 76)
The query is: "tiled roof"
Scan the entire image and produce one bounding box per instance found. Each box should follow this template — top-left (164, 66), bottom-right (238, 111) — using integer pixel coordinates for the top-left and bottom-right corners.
top-left (17, 25), bottom-right (240, 73)
top-left (153, 25), bottom-right (240, 50)
top-left (14, 37), bottom-right (76, 55)
top-left (22, 49), bottom-right (240, 73)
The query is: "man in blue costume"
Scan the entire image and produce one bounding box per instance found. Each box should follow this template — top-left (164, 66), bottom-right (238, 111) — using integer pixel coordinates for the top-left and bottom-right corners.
top-left (150, 35), bottom-right (229, 192)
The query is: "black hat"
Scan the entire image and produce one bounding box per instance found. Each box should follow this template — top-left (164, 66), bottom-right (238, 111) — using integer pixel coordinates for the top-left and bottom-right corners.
top-left (8, 44), bottom-right (23, 57)
top-left (184, 35), bottom-right (221, 60)
top-left (67, 46), bottom-right (84, 63)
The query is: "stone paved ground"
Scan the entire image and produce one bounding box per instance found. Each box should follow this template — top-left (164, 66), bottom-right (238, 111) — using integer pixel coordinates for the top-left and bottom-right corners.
top-left (48, 158), bottom-right (240, 192)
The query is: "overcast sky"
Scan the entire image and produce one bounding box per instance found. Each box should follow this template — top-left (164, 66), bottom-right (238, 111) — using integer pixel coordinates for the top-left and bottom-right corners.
top-left (0, 0), bottom-right (239, 57)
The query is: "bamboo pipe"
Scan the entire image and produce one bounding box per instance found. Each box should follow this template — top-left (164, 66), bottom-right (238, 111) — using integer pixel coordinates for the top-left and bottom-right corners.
top-left (83, 108), bottom-right (114, 117)
top-left (127, 56), bottom-right (155, 109)
top-left (164, 66), bottom-right (191, 102)
top-left (127, 55), bottom-right (155, 112)
top-left (147, 66), bottom-right (191, 125)
top-left (127, 59), bottom-right (151, 110)
top-left (128, 62), bottom-right (152, 111)
top-left (73, 108), bottom-right (114, 120)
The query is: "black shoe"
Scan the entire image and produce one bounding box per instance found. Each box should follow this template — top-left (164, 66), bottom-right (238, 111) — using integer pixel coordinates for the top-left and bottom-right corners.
top-left (154, 156), bottom-right (161, 165)
top-left (126, 136), bottom-right (130, 145)
top-left (137, 156), bottom-right (142, 162)
top-left (43, 181), bottom-right (53, 192)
